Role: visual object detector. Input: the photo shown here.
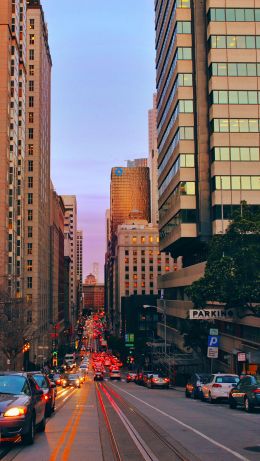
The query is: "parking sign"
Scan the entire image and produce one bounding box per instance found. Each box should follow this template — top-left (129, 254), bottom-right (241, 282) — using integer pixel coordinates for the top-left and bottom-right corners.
top-left (208, 335), bottom-right (219, 347)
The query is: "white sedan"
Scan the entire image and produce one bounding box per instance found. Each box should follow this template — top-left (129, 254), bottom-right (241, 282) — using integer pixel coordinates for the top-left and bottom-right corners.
top-left (201, 374), bottom-right (239, 403)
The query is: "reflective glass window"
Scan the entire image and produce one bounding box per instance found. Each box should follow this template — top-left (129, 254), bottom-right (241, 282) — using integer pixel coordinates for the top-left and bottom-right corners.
top-left (231, 176), bottom-right (241, 190)
top-left (226, 9), bottom-right (235, 21)
top-left (240, 148), bottom-right (250, 161)
top-left (228, 63), bottom-right (237, 76)
top-left (216, 9), bottom-right (225, 21)
top-left (241, 177), bottom-right (250, 189)
top-left (250, 148), bottom-right (259, 161)
top-left (251, 177), bottom-right (260, 189)
top-left (235, 9), bottom-right (245, 21)
top-left (246, 36), bottom-right (255, 48)
top-left (247, 63), bottom-right (257, 76)
top-left (230, 148), bottom-right (240, 161)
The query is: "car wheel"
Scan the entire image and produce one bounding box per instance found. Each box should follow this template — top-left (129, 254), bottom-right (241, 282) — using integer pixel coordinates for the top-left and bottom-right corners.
top-left (38, 415), bottom-right (46, 433)
top-left (22, 415), bottom-right (35, 445)
top-left (229, 398), bottom-right (237, 409)
top-left (185, 390), bottom-right (190, 398)
top-left (244, 396), bottom-right (254, 413)
top-left (208, 392), bottom-right (215, 404)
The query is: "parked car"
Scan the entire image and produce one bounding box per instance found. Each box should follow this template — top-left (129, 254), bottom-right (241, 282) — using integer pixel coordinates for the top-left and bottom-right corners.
top-left (126, 372), bottom-right (137, 383)
top-left (229, 374), bottom-right (260, 412)
top-left (0, 372), bottom-right (46, 445)
top-left (62, 374), bottom-right (81, 388)
top-left (185, 373), bottom-right (211, 399)
top-left (201, 374), bottom-right (240, 403)
top-left (146, 374), bottom-right (170, 389)
top-left (109, 369), bottom-right (121, 381)
top-left (29, 372), bottom-right (56, 417)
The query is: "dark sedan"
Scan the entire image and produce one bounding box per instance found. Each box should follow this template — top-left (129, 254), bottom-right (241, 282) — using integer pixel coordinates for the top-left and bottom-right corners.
top-left (0, 373), bottom-right (46, 445)
top-left (185, 373), bottom-right (211, 399)
top-left (229, 375), bottom-right (260, 412)
top-left (62, 374), bottom-right (81, 388)
top-left (29, 373), bottom-right (56, 417)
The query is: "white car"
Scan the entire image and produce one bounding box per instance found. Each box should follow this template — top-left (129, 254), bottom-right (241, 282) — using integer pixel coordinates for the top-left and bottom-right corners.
top-left (201, 374), bottom-right (239, 403)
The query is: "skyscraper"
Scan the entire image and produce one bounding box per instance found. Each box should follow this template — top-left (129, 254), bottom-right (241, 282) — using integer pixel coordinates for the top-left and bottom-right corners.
top-left (0, 0), bottom-right (27, 297)
top-left (148, 93), bottom-right (159, 225)
top-left (24, 0), bottom-right (52, 363)
top-left (62, 195), bottom-right (78, 323)
top-left (155, 0), bottom-right (260, 366)
top-left (92, 262), bottom-right (99, 283)
top-left (77, 230), bottom-right (83, 303)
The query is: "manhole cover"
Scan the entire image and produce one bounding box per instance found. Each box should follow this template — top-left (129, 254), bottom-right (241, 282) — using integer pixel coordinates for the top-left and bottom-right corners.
top-left (244, 446), bottom-right (260, 453)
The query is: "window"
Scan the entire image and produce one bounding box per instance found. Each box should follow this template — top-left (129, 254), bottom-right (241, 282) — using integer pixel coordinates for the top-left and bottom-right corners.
top-left (141, 236), bottom-right (145, 244)
top-left (142, 266), bottom-right (145, 272)
top-left (29, 96), bottom-right (34, 107)
top-left (213, 176), bottom-right (260, 190)
top-left (211, 119), bottom-right (260, 133)
top-left (133, 266), bottom-right (137, 272)
top-left (29, 112), bottom-right (34, 123)
top-left (210, 35), bottom-right (260, 49)
top-left (208, 8), bottom-right (260, 22)
top-left (133, 274), bottom-right (138, 280)
top-left (149, 236), bottom-right (154, 243)
top-left (28, 144), bottom-right (34, 155)
top-left (27, 260), bottom-right (32, 272)
top-left (29, 49), bottom-right (34, 60)
top-left (27, 277), bottom-right (32, 289)
top-left (27, 193), bottom-right (33, 205)
top-left (28, 160), bottom-right (33, 172)
top-left (141, 250), bottom-right (145, 256)
top-left (210, 62), bottom-right (260, 77)
top-left (27, 243), bottom-right (32, 255)
top-left (28, 226), bottom-right (33, 238)
top-left (29, 19), bottom-right (34, 29)
top-left (29, 80), bottom-right (34, 91)
top-left (212, 147), bottom-right (259, 162)
top-left (125, 266), bottom-right (129, 272)
top-left (29, 34), bottom-right (35, 45)
top-left (210, 90), bottom-right (260, 105)
top-left (132, 236), bottom-right (137, 244)
top-left (29, 64), bottom-right (34, 76)
top-left (28, 177), bottom-right (33, 188)
top-left (28, 128), bottom-right (33, 139)
top-left (125, 257), bottom-right (129, 264)
top-left (125, 250), bottom-right (129, 255)
top-left (28, 210), bottom-right (33, 221)
top-left (125, 274), bottom-right (129, 280)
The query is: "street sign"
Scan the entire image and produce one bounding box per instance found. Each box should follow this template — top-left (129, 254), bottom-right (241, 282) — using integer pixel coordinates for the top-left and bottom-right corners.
top-left (210, 328), bottom-right (218, 336)
top-left (125, 343), bottom-right (134, 348)
top-left (208, 335), bottom-right (219, 347)
top-left (189, 309), bottom-right (234, 320)
top-left (237, 352), bottom-right (246, 362)
top-left (207, 347), bottom-right (218, 358)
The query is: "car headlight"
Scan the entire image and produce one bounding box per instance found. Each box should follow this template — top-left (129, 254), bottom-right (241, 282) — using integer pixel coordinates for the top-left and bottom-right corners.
top-left (4, 407), bottom-right (27, 417)
top-left (76, 380), bottom-right (79, 384)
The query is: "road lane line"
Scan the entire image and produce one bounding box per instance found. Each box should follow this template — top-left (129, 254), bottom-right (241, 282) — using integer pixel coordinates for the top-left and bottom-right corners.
top-left (111, 384), bottom-right (250, 461)
top-left (100, 384), bottom-right (159, 461)
top-left (60, 385), bottom-right (91, 461)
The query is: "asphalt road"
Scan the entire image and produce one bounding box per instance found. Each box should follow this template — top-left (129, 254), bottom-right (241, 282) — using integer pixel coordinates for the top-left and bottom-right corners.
top-left (1, 376), bottom-right (259, 461)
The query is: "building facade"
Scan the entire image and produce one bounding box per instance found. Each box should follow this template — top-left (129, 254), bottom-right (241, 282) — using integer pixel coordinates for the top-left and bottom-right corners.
top-left (76, 230), bottom-right (83, 305)
top-left (24, 0), bottom-right (52, 365)
top-left (148, 93), bottom-right (159, 225)
top-left (155, 0), bottom-right (260, 371)
top-left (83, 274), bottom-right (104, 313)
top-left (62, 195), bottom-right (78, 324)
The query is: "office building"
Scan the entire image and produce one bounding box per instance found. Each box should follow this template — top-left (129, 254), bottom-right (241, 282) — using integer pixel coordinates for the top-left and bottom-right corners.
top-left (155, 0), bottom-right (260, 370)
top-left (62, 195), bottom-right (78, 323)
top-left (77, 230), bottom-right (83, 303)
top-left (24, 0), bottom-right (52, 364)
top-left (0, 0), bottom-right (27, 297)
top-left (83, 275), bottom-right (104, 313)
top-left (127, 158), bottom-right (148, 168)
top-left (148, 94), bottom-right (159, 225)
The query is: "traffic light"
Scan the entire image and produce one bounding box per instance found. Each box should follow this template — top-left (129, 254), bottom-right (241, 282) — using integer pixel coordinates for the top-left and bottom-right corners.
top-left (52, 350), bottom-right (58, 367)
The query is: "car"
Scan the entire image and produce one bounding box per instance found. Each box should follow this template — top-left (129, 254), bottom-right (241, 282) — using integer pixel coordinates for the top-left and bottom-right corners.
top-left (48, 373), bottom-right (62, 386)
top-left (140, 371), bottom-right (154, 386)
top-left (229, 374), bottom-right (260, 412)
top-left (126, 372), bottom-right (137, 383)
top-left (201, 374), bottom-right (240, 403)
top-left (29, 372), bottom-right (56, 417)
top-left (62, 374), bottom-right (81, 388)
top-left (94, 371), bottom-right (104, 381)
top-left (109, 369), bottom-right (121, 381)
top-left (146, 374), bottom-right (170, 389)
top-left (0, 372), bottom-right (46, 445)
top-left (185, 373), bottom-right (211, 399)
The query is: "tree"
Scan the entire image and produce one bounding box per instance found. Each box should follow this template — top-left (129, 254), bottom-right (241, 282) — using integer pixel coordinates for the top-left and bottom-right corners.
top-left (0, 292), bottom-right (32, 370)
top-left (186, 203), bottom-right (260, 317)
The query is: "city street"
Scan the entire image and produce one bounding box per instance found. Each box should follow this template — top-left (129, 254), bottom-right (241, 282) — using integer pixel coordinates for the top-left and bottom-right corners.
top-left (0, 373), bottom-right (259, 461)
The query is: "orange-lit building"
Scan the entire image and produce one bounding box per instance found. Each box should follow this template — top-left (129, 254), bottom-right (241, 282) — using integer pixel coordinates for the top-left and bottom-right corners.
top-left (83, 274), bottom-right (104, 312)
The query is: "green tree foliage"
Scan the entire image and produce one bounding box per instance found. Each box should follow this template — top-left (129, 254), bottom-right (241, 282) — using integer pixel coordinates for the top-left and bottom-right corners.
top-left (186, 203), bottom-right (260, 317)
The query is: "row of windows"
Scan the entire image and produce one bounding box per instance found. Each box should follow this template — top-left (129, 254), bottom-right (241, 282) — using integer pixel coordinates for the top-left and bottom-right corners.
top-left (131, 235), bottom-right (159, 244)
top-left (210, 90), bottom-right (260, 105)
top-left (125, 257), bottom-right (166, 265)
top-left (212, 147), bottom-right (260, 162)
top-left (159, 154), bottom-right (194, 197)
top-left (212, 175), bottom-right (260, 190)
top-left (158, 100), bottom-right (193, 151)
top-left (212, 205), bottom-right (260, 221)
top-left (210, 62), bottom-right (260, 77)
top-left (157, 46), bottom-right (192, 96)
top-left (125, 282), bottom-right (155, 288)
top-left (211, 119), bottom-right (260, 133)
top-left (208, 8), bottom-right (260, 23)
top-left (210, 35), bottom-right (260, 49)
top-left (125, 290), bottom-right (154, 296)
top-left (159, 182), bottom-right (195, 221)
top-left (159, 125), bottom-right (194, 169)
top-left (125, 250), bottom-right (163, 256)
top-left (160, 209), bottom-right (197, 241)
top-left (158, 73), bottom-right (192, 127)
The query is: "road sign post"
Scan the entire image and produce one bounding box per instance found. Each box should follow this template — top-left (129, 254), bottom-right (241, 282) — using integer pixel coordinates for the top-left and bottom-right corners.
top-left (207, 333), bottom-right (219, 373)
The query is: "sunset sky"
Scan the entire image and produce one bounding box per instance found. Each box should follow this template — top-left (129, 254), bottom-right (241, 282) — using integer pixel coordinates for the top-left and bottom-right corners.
top-left (41, 0), bottom-right (155, 280)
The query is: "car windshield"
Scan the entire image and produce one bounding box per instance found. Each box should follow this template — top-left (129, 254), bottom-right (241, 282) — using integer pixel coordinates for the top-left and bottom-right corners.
top-left (33, 375), bottom-right (48, 389)
top-left (199, 375), bottom-right (211, 384)
top-left (216, 376), bottom-right (239, 384)
top-left (69, 374), bottom-right (79, 379)
top-left (0, 375), bottom-right (30, 395)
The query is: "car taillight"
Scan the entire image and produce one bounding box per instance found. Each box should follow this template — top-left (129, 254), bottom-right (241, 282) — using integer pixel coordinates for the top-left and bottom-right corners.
top-left (57, 379), bottom-right (60, 384)
top-left (164, 378), bottom-right (170, 382)
top-left (44, 395), bottom-right (49, 401)
top-left (253, 389), bottom-right (260, 393)
top-left (213, 384), bottom-right (222, 388)
top-left (152, 378), bottom-right (158, 382)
